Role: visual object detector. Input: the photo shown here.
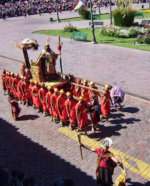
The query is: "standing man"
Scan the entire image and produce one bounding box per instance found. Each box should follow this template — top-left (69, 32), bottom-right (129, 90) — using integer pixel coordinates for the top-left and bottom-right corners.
top-left (46, 86), bottom-right (53, 120)
top-left (100, 84), bottom-right (111, 123)
top-left (32, 81), bottom-right (42, 112)
top-left (39, 83), bottom-right (48, 116)
top-left (51, 88), bottom-right (60, 123)
top-left (65, 92), bottom-right (77, 130)
top-left (1, 69), bottom-right (7, 95)
top-left (81, 78), bottom-right (90, 104)
top-left (57, 89), bottom-right (68, 126)
top-left (81, 138), bottom-right (123, 186)
top-left (75, 96), bottom-right (89, 135)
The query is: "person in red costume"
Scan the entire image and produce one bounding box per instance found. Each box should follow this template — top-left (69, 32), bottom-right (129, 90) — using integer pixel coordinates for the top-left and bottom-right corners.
top-left (9, 72), bottom-right (15, 96)
top-left (5, 72), bottom-right (11, 95)
top-left (12, 73), bottom-right (19, 99)
top-left (75, 96), bottom-right (89, 135)
top-left (32, 81), bottom-right (42, 112)
top-left (81, 78), bottom-right (90, 104)
top-left (65, 92), bottom-right (77, 130)
top-left (46, 86), bottom-right (53, 120)
top-left (73, 78), bottom-right (82, 98)
top-left (39, 83), bottom-right (48, 116)
top-left (29, 79), bottom-right (35, 106)
top-left (8, 94), bottom-right (21, 121)
top-left (22, 77), bottom-right (32, 106)
top-left (88, 81), bottom-right (100, 102)
top-left (51, 88), bottom-right (60, 123)
top-left (57, 89), bottom-right (68, 126)
top-left (17, 76), bottom-right (24, 103)
top-left (1, 69), bottom-right (7, 95)
top-left (100, 84), bottom-right (111, 123)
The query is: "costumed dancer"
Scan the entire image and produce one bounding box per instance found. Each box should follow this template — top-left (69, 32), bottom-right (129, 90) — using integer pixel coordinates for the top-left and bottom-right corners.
top-left (39, 83), bottom-right (49, 116)
top-left (57, 89), bottom-right (68, 126)
top-left (5, 72), bottom-right (11, 95)
top-left (46, 86), bottom-right (53, 120)
top-left (81, 138), bottom-right (123, 186)
top-left (81, 78), bottom-right (90, 104)
top-left (8, 94), bottom-right (21, 120)
top-left (100, 84), bottom-right (111, 123)
top-left (51, 88), bottom-right (60, 123)
top-left (13, 73), bottom-right (20, 99)
top-left (9, 72), bottom-right (15, 96)
top-left (65, 92), bottom-right (77, 130)
top-left (17, 76), bottom-right (24, 103)
top-left (1, 69), bottom-right (7, 95)
top-left (75, 96), bottom-right (88, 135)
top-left (88, 81), bottom-right (100, 102)
top-left (29, 79), bottom-right (35, 106)
top-left (32, 81), bottom-right (42, 112)
top-left (88, 94), bottom-right (100, 132)
top-left (110, 85), bottom-right (125, 111)
top-left (73, 78), bottom-right (82, 98)
top-left (22, 77), bottom-right (32, 106)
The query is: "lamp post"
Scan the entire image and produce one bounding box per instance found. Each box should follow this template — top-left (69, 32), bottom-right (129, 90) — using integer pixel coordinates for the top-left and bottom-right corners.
top-left (109, 0), bottom-right (113, 25)
top-left (90, 0), bottom-right (97, 43)
top-left (55, 0), bottom-right (60, 22)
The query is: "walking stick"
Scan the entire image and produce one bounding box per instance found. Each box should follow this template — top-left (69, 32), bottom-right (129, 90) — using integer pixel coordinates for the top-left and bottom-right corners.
top-left (77, 133), bottom-right (83, 160)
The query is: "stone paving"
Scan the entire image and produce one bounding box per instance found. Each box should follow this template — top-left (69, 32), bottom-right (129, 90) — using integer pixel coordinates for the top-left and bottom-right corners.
top-left (0, 4), bottom-right (150, 185)
top-left (0, 58), bottom-right (150, 185)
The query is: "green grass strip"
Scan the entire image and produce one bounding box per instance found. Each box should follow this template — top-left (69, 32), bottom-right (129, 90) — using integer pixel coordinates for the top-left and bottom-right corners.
top-left (34, 28), bottom-right (150, 51)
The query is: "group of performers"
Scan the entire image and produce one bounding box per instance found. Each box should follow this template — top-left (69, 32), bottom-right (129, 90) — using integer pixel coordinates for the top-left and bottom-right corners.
top-left (1, 64), bottom-right (124, 134)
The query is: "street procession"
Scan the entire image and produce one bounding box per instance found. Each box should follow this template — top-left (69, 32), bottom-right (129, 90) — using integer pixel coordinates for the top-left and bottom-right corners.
top-left (0, 0), bottom-right (150, 186)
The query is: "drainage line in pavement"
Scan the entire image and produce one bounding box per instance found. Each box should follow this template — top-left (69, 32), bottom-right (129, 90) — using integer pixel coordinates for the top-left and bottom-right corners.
top-left (0, 55), bottom-right (150, 102)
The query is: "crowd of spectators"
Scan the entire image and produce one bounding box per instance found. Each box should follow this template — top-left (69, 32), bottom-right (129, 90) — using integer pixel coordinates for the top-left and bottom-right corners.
top-left (0, 0), bottom-right (79, 19)
top-left (0, 161), bottom-right (38, 186)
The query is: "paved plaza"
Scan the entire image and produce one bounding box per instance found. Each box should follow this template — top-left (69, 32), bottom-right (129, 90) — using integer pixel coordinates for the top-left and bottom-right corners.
top-left (0, 4), bottom-right (150, 186)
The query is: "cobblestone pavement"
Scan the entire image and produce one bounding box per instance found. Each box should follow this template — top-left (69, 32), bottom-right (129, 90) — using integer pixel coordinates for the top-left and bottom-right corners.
top-left (0, 7), bottom-right (150, 100)
top-left (0, 58), bottom-right (150, 186)
top-left (0, 4), bottom-right (150, 185)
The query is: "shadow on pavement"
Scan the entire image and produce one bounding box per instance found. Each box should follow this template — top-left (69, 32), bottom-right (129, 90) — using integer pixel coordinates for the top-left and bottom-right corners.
top-left (0, 117), bottom-right (97, 186)
top-left (88, 124), bottom-right (127, 140)
top-left (18, 114), bottom-right (39, 121)
top-left (111, 118), bottom-right (141, 125)
top-left (121, 107), bottom-right (139, 113)
top-left (126, 178), bottom-right (150, 186)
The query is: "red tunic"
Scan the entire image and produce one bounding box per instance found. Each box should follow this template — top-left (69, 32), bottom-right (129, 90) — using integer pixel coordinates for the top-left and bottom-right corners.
top-left (65, 98), bottom-right (77, 126)
top-left (57, 94), bottom-right (68, 121)
top-left (75, 102), bottom-right (88, 129)
top-left (5, 76), bottom-right (10, 93)
top-left (101, 91), bottom-right (110, 117)
top-left (32, 86), bottom-right (42, 109)
top-left (88, 85), bottom-right (99, 101)
top-left (29, 83), bottom-right (34, 103)
top-left (17, 80), bottom-right (23, 100)
top-left (39, 88), bottom-right (48, 112)
top-left (22, 82), bottom-right (31, 101)
top-left (46, 92), bottom-right (53, 115)
top-left (13, 78), bottom-right (19, 98)
top-left (51, 93), bottom-right (59, 119)
top-left (81, 87), bottom-right (90, 103)
top-left (73, 85), bottom-right (81, 98)
top-left (1, 74), bottom-right (6, 91)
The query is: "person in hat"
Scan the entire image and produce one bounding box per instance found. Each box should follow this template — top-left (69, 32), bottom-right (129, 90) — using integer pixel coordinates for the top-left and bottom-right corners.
top-left (65, 92), bottom-right (77, 130)
top-left (22, 77), bottom-right (32, 106)
top-left (13, 73), bottom-right (20, 99)
top-left (1, 69), bottom-right (7, 95)
top-left (46, 86), bottom-right (53, 120)
top-left (75, 96), bottom-right (88, 134)
top-left (32, 81), bottom-right (42, 112)
top-left (39, 82), bottom-right (49, 116)
top-left (81, 138), bottom-right (123, 186)
top-left (81, 78), bottom-right (90, 104)
top-left (51, 88), bottom-right (60, 123)
top-left (57, 89), bottom-right (68, 126)
top-left (73, 78), bottom-right (82, 98)
top-left (100, 84), bottom-right (111, 123)
top-left (88, 93), bottom-right (100, 132)
top-left (88, 81), bottom-right (100, 102)
top-left (8, 94), bottom-right (21, 121)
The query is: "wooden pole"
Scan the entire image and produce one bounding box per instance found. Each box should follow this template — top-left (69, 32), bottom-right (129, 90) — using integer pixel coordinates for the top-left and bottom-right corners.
top-left (71, 82), bottom-right (103, 93)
